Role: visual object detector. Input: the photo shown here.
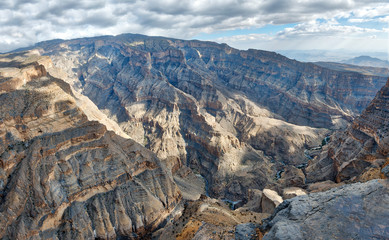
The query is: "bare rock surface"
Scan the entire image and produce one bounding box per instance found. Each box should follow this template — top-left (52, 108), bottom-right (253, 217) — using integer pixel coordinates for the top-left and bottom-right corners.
top-left (282, 187), bottom-right (307, 199)
top-left (261, 189), bottom-right (283, 214)
top-left (22, 34), bottom-right (387, 198)
top-left (307, 78), bottom-right (389, 183)
top-left (0, 51), bottom-right (181, 239)
top-left (154, 196), bottom-right (269, 240)
top-left (235, 223), bottom-right (260, 240)
top-left (241, 189), bottom-right (263, 212)
top-left (262, 179), bottom-right (389, 240)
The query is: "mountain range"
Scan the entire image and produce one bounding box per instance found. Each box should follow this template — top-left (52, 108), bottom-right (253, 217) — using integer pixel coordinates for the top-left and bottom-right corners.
top-left (1, 34), bottom-right (388, 239)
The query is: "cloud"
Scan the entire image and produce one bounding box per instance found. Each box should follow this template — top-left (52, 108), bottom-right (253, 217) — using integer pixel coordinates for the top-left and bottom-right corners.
top-left (0, 0), bottom-right (388, 52)
top-left (215, 18), bottom-right (388, 52)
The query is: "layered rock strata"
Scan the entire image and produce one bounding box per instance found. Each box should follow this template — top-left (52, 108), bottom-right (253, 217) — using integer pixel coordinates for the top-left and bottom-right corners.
top-left (21, 34), bottom-right (387, 198)
top-left (0, 52), bottom-right (180, 239)
top-left (306, 78), bottom-right (389, 183)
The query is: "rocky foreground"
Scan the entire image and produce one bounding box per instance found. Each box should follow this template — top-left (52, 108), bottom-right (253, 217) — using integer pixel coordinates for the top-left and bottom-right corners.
top-left (262, 179), bottom-right (389, 240)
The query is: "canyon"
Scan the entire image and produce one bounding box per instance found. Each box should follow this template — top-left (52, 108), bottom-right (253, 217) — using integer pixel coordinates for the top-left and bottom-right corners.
top-left (26, 34), bottom-right (387, 199)
top-left (0, 34), bottom-right (388, 239)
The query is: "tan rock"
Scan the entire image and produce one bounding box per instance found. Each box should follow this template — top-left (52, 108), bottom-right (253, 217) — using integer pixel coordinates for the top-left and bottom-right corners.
top-left (282, 187), bottom-right (307, 199)
top-left (279, 165), bottom-right (306, 188)
top-left (261, 189), bottom-right (283, 214)
top-left (307, 180), bottom-right (344, 193)
top-left (241, 189), bottom-right (263, 212)
top-left (0, 52), bottom-right (181, 239)
top-left (307, 78), bottom-right (389, 184)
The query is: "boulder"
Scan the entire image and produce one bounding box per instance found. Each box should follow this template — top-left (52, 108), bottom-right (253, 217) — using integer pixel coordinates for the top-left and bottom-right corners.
top-left (261, 189), bottom-right (283, 214)
top-left (279, 165), bottom-right (306, 188)
top-left (235, 223), bottom-right (260, 240)
top-left (241, 189), bottom-right (263, 212)
top-left (282, 187), bottom-right (307, 199)
top-left (382, 165), bottom-right (389, 178)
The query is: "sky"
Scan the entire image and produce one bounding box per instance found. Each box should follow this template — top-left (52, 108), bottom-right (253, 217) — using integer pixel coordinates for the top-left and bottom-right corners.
top-left (0, 0), bottom-right (388, 60)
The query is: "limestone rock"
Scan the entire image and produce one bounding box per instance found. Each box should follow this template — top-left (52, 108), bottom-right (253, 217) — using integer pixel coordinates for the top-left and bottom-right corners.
top-left (0, 52), bottom-right (181, 239)
top-left (307, 180), bottom-right (344, 193)
top-left (235, 223), bottom-right (260, 240)
top-left (241, 189), bottom-right (262, 212)
top-left (24, 34), bottom-right (386, 198)
top-left (261, 189), bottom-right (283, 214)
top-left (306, 78), bottom-right (389, 183)
top-left (262, 179), bottom-right (389, 240)
top-left (382, 165), bottom-right (389, 178)
top-left (279, 165), bottom-right (306, 188)
top-left (282, 187), bottom-right (307, 199)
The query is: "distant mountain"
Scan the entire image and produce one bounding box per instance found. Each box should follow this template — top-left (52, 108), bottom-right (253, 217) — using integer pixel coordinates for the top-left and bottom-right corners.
top-left (277, 50), bottom-right (388, 63)
top-left (342, 55), bottom-right (389, 68)
top-left (314, 61), bottom-right (389, 77)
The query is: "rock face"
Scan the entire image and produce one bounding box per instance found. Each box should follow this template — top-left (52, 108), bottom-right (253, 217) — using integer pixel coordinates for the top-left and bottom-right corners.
top-left (0, 52), bottom-right (180, 239)
top-left (282, 187), bottom-right (307, 199)
top-left (235, 223), bottom-right (260, 240)
top-left (262, 179), bottom-right (389, 240)
top-left (20, 34), bottom-right (386, 199)
top-left (261, 189), bottom-right (283, 214)
top-left (306, 78), bottom-right (389, 183)
top-left (154, 196), bottom-right (269, 240)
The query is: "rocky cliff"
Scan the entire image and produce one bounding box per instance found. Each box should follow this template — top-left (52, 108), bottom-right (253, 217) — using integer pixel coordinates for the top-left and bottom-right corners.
top-left (0, 51), bottom-right (181, 239)
top-left (306, 78), bottom-right (389, 183)
top-left (20, 34), bottom-right (386, 199)
top-left (261, 179), bottom-right (389, 240)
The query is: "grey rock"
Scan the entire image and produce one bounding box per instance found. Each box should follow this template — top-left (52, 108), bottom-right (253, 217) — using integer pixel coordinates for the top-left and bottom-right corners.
top-left (262, 180), bottom-right (389, 240)
top-left (28, 34), bottom-right (387, 198)
top-left (235, 223), bottom-right (259, 240)
top-left (382, 165), bottom-right (389, 178)
top-left (261, 189), bottom-right (283, 214)
top-left (307, 78), bottom-right (389, 183)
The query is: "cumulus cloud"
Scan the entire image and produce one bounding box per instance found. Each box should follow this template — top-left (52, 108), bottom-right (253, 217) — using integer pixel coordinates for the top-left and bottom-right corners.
top-left (0, 0), bottom-right (388, 52)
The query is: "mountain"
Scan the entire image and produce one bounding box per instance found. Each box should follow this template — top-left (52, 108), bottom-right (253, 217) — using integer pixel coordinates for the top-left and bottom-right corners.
top-left (314, 61), bottom-right (389, 78)
top-left (306, 77), bottom-right (389, 183)
top-left (342, 55), bottom-right (389, 68)
top-left (1, 34), bottom-right (389, 239)
top-left (0, 51), bottom-right (181, 239)
top-left (20, 34), bottom-right (387, 200)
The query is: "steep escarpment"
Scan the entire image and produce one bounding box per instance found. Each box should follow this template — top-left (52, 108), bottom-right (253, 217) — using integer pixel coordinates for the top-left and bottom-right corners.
top-left (24, 34), bottom-right (386, 199)
top-left (306, 78), bottom-right (389, 183)
top-left (0, 52), bottom-right (180, 239)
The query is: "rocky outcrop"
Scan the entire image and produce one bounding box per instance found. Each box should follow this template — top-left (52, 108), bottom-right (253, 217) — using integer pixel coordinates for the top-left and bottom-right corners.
top-left (282, 187), bottom-right (307, 199)
top-left (279, 165), bottom-right (306, 188)
top-left (235, 223), bottom-right (260, 240)
top-left (0, 52), bottom-right (181, 239)
top-left (261, 179), bottom-right (389, 240)
top-left (154, 196), bottom-right (269, 240)
top-left (261, 189), bottom-right (283, 214)
top-left (306, 78), bottom-right (389, 183)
